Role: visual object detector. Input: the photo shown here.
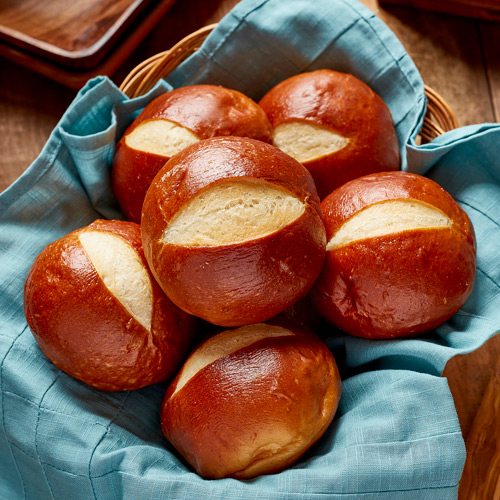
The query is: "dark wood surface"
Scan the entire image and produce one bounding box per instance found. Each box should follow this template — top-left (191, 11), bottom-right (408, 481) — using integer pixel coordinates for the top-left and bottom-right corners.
top-left (0, 0), bottom-right (179, 85)
top-left (1, 0), bottom-right (499, 495)
top-left (0, 0), bottom-right (156, 66)
top-left (458, 355), bottom-right (500, 499)
top-left (380, 0), bottom-right (500, 22)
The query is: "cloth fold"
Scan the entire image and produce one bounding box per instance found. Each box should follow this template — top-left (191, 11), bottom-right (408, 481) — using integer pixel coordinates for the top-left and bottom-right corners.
top-left (1, 0), bottom-right (499, 498)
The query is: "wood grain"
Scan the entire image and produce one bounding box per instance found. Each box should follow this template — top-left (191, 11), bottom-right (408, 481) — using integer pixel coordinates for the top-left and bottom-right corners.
top-left (444, 333), bottom-right (500, 439)
top-left (0, 58), bottom-right (76, 191)
top-left (0, 0), bottom-right (178, 88)
top-left (0, 0), bottom-right (153, 67)
top-left (379, 0), bottom-right (500, 21)
top-left (458, 356), bottom-right (500, 498)
top-left (373, 3), bottom-right (495, 126)
top-left (480, 20), bottom-right (500, 122)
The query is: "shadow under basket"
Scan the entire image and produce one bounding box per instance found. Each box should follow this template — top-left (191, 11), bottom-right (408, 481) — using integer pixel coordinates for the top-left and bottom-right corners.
top-left (118, 23), bottom-right (459, 144)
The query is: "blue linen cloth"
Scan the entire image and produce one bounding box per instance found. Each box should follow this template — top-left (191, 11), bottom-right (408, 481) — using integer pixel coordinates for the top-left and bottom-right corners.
top-left (1, 0), bottom-right (499, 498)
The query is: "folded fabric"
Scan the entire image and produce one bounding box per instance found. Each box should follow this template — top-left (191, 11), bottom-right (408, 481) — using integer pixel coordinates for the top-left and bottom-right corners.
top-left (1, 0), bottom-right (499, 498)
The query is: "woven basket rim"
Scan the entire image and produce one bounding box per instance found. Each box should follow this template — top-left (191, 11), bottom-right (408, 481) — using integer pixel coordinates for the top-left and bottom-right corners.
top-left (119, 23), bottom-right (457, 142)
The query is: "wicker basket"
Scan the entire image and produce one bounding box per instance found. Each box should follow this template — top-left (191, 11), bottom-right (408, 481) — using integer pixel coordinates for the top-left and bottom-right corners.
top-left (119, 23), bottom-right (458, 143)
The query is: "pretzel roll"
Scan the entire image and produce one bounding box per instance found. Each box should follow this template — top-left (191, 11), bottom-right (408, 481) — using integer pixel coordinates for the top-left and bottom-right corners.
top-left (161, 320), bottom-right (341, 479)
top-left (311, 171), bottom-right (476, 339)
top-left (112, 84), bottom-right (273, 221)
top-left (141, 136), bottom-right (326, 326)
top-left (24, 219), bottom-right (198, 391)
top-left (259, 69), bottom-right (401, 199)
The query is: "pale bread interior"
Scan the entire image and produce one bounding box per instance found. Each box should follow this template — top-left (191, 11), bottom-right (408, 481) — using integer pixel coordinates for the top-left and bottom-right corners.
top-left (79, 231), bottom-right (153, 331)
top-left (327, 199), bottom-right (453, 251)
top-left (125, 119), bottom-right (200, 157)
top-left (273, 121), bottom-right (349, 163)
top-left (162, 179), bottom-right (305, 247)
top-left (172, 323), bottom-right (294, 395)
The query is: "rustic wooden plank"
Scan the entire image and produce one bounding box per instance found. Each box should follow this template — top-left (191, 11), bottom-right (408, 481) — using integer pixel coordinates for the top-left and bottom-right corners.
top-left (480, 20), bottom-right (500, 122)
top-left (374, 3), bottom-right (495, 126)
top-left (0, 0), bottom-right (155, 68)
top-left (379, 0), bottom-right (500, 21)
top-left (0, 0), bottom-right (179, 86)
top-left (0, 59), bottom-right (76, 191)
top-left (359, 0), bottom-right (379, 10)
top-left (457, 356), bottom-right (500, 498)
top-left (444, 333), bottom-right (500, 439)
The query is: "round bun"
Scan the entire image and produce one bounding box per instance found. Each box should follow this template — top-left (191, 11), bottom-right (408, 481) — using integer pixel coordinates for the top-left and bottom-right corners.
top-left (24, 219), bottom-right (198, 391)
top-left (111, 84), bottom-right (273, 222)
top-left (141, 136), bottom-right (326, 327)
top-left (161, 320), bottom-right (341, 479)
top-left (311, 171), bottom-right (476, 339)
top-left (259, 69), bottom-right (401, 199)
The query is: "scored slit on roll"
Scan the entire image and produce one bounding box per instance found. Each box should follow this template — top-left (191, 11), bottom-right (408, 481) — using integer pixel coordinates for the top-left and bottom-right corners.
top-left (125, 119), bottom-right (200, 157)
top-left (326, 199), bottom-right (453, 251)
top-left (162, 179), bottom-right (306, 246)
top-left (78, 231), bottom-right (153, 330)
top-left (172, 323), bottom-right (294, 395)
top-left (272, 121), bottom-right (349, 163)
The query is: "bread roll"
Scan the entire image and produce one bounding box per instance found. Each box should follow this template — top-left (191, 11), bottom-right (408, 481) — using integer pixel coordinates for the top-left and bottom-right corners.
top-left (111, 84), bottom-right (273, 222)
top-left (24, 219), bottom-right (198, 391)
top-left (311, 171), bottom-right (476, 339)
top-left (259, 69), bottom-right (401, 199)
top-left (161, 320), bottom-right (341, 479)
top-left (141, 136), bottom-right (326, 327)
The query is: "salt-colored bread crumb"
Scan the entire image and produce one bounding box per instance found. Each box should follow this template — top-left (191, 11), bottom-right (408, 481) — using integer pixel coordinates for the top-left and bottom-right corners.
top-left (273, 121), bottom-right (349, 163)
top-left (125, 119), bottom-right (200, 157)
top-left (327, 199), bottom-right (453, 251)
top-left (79, 231), bottom-right (153, 330)
top-left (162, 179), bottom-right (305, 247)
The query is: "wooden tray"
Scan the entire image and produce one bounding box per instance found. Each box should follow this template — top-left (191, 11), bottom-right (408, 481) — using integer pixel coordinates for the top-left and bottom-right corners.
top-left (0, 0), bottom-right (178, 88)
top-left (379, 0), bottom-right (500, 21)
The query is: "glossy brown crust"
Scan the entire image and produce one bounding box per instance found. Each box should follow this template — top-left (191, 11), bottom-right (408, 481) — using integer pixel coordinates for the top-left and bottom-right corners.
top-left (141, 136), bottom-right (326, 326)
top-left (129, 84), bottom-right (273, 142)
top-left (259, 69), bottom-right (401, 199)
top-left (111, 146), bottom-right (168, 223)
top-left (320, 171), bottom-right (473, 233)
top-left (112, 85), bottom-right (273, 222)
top-left (311, 172), bottom-right (477, 339)
top-left (24, 219), bottom-right (199, 391)
top-left (160, 320), bottom-right (342, 479)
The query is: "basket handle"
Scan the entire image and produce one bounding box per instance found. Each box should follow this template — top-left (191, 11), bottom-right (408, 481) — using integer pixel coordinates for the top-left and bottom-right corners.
top-left (119, 23), bottom-right (457, 143)
top-left (120, 24), bottom-right (217, 99)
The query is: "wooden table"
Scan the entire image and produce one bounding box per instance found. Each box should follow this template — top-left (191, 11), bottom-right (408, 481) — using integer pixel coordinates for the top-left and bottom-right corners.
top-left (1, 0), bottom-right (498, 496)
